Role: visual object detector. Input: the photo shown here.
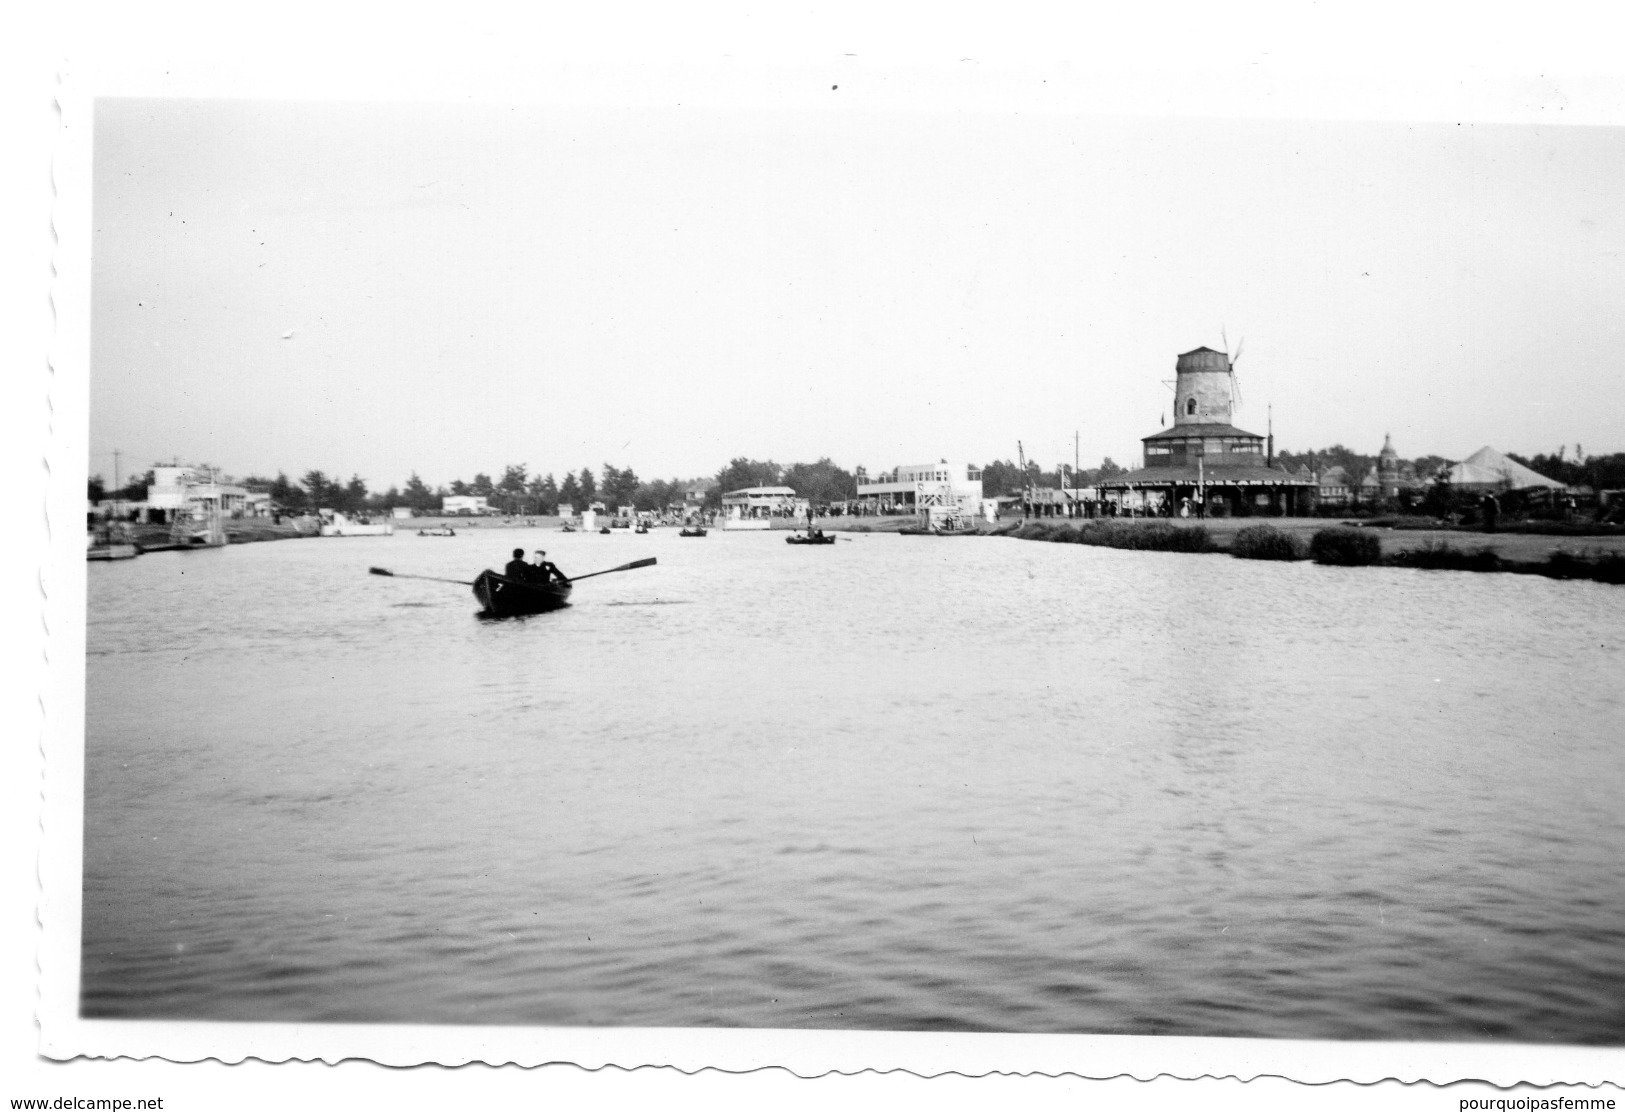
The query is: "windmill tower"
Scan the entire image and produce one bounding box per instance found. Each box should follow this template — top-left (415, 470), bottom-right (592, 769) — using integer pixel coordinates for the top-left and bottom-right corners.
top-left (1171, 344), bottom-right (1242, 426)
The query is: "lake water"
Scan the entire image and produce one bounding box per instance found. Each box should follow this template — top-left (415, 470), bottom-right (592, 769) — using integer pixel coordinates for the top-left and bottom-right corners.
top-left (81, 527), bottom-right (1625, 1042)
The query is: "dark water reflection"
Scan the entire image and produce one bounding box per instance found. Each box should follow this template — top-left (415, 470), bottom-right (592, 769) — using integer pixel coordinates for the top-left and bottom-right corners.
top-left (82, 529), bottom-right (1625, 1041)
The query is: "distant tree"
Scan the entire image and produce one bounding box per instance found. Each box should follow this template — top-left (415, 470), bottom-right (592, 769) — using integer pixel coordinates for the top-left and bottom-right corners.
top-left (783, 458), bottom-right (856, 504)
top-left (448, 478), bottom-right (470, 496)
top-left (978, 459), bottom-right (1025, 496)
top-left (300, 469), bottom-right (332, 511)
top-left (1411, 455), bottom-right (1450, 484)
top-left (715, 457), bottom-right (782, 494)
top-left (1095, 457), bottom-right (1126, 480)
top-left (343, 475), bottom-right (369, 513)
top-left (559, 471), bottom-right (582, 511)
top-left (88, 474), bottom-right (106, 503)
top-left (601, 463), bottom-right (640, 509)
top-left (267, 472), bottom-right (299, 512)
top-left (116, 468), bottom-right (155, 503)
top-left (527, 472), bottom-right (558, 516)
top-left (635, 477), bottom-right (681, 513)
top-left (402, 472), bottom-right (437, 514)
top-left (496, 464), bottom-right (529, 512)
top-left (599, 463), bottom-right (624, 506)
top-left (578, 467), bottom-right (597, 503)
top-left (471, 472), bottom-right (495, 498)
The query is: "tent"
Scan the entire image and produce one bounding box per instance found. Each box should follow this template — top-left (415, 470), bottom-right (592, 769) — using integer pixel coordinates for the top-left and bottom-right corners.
top-left (1444, 446), bottom-right (1565, 491)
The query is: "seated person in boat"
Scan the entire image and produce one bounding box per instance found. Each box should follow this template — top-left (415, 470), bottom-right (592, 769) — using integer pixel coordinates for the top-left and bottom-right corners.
top-left (503, 547), bottom-right (531, 580)
top-left (530, 550), bottom-right (566, 583)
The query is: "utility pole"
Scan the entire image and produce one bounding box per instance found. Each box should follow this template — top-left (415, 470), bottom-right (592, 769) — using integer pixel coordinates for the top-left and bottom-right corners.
top-left (112, 449), bottom-right (121, 500)
top-left (1074, 430), bottom-right (1081, 518)
top-left (1017, 441), bottom-right (1031, 520)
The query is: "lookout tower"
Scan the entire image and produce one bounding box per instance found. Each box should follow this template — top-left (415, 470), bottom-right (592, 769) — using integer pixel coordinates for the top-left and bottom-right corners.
top-left (1172, 347), bottom-right (1235, 425)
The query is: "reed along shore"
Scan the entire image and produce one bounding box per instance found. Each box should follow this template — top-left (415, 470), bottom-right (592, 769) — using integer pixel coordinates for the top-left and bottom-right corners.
top-left (978, 516), bottom-right (1625, 585)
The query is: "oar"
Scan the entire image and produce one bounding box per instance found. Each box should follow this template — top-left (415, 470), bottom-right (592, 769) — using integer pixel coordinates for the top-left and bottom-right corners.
top-left (368, 567), bottom-right (473, 586)
top-left (565, 556), bottom-right (657, 583)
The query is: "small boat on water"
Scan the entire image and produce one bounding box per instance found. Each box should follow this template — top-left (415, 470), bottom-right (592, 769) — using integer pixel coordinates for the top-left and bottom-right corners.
top-left (418, 526), bottom-right (456, 537)
top-left (559, 524), bottom-right (577, 533)
top-left (472, 569), bottom-right (573, 617)
top-left (679, 526), bottom-right (707, 537)
top-left (635, 523), bottom-right (649, 534)
top-left (599, 526), bottom-right (612, 534)
top-left (786, 530), bottom-right (836, 545)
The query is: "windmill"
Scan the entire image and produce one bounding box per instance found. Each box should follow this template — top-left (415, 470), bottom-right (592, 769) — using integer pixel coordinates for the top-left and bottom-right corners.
top-left (1221, 326), bottom-right (1245, 411)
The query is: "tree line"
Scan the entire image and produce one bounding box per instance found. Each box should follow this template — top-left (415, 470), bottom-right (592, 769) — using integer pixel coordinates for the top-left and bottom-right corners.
top-left (89, 446), bottom-right (1625, 516)
top-left (82, 453), bottom-right (1177, 515)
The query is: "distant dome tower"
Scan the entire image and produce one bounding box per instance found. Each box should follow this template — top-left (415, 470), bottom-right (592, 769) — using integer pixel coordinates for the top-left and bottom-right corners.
top-left (1377, 433), bottom-right (1400, 498)
top-left (1172, 347), bottom-right (1236, 426)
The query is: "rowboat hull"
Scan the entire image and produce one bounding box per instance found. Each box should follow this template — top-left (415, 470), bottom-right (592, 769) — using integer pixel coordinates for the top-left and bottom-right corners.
top-left (472, 569), bottom-right (573, 617)
top-left (785, 533), bottom-right (836, 545)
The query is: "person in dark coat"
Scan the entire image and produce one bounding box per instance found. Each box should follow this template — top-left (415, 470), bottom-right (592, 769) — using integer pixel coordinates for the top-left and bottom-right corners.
top-left (531, 550), bottom-right (565, 583)
top-left (1481, 493), bottom-right (1500, 533)
top-left (504, 547), bottom-right (530, 580)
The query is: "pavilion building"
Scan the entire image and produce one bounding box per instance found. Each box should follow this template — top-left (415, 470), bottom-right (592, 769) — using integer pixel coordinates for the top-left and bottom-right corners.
top-left (1096, 347), bottom-right (1316, 516)
top-left (855, 461), bottom-right (984, 517)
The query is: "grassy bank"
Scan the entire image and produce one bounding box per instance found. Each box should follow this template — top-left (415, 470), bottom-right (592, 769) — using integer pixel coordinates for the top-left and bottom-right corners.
top-left (996, 516), bottom-right (1625, 585)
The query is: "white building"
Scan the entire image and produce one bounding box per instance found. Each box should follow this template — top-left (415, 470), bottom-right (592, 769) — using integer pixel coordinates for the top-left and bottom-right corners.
top-left (855, 461), bottom-right (983, 518)
top-left (720, 486), bottom-right (800, 518)
top-left (442, 495), bottom-right (494, 515)
top-left (145, 465), bottom-right (257, 519)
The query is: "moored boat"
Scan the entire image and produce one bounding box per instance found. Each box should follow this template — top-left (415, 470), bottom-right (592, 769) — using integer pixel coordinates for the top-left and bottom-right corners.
top-left (87, 541), bottom-right (140, 561)
top-left (321, 512), bottom-right (395, 537)
top-left (471, 569), bottom-right (573, 617)
top-left (87, 521), bottom-right (140, 561)
top-left (679, 527), bottom-right (707, 537)
top-left (785, 530), bottom-right (836, 545)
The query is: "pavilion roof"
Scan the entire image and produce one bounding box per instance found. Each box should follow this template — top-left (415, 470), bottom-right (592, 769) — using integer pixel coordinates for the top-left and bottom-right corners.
top-left (1098, 462), bottom-right (1315, 488)
top-left (1142, 423), bottom-right (1264, 442)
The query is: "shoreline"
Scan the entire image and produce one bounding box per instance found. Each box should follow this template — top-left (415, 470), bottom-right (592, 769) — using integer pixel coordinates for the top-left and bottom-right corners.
top-left (990, 516), bottom-right (1625, 585)
top-left (120, 512), bottom-right (1625, 582)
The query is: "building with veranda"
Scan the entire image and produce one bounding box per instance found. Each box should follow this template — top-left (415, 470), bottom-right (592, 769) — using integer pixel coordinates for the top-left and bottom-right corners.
top-left (854, 461), bottom-right (984, 517)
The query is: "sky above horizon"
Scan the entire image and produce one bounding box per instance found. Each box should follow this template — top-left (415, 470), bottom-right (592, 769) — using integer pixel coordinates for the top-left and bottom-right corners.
top-left (89, 98), bottom-right (1625, 489)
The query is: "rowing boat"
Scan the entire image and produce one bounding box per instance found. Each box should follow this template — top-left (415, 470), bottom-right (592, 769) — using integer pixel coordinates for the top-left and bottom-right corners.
top-left (785, 531), bottom-right (836, 545)
top-left (471, 569), bottom-right (573, 617)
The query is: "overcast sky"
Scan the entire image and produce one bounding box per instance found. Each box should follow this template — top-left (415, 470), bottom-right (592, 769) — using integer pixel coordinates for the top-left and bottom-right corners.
top-left (89, 98), bottom-right (1625, 489)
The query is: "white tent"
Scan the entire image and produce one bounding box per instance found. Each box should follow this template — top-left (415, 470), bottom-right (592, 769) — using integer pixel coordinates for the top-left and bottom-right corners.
top-left (1444, 446), bottom-right (1565, 491)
